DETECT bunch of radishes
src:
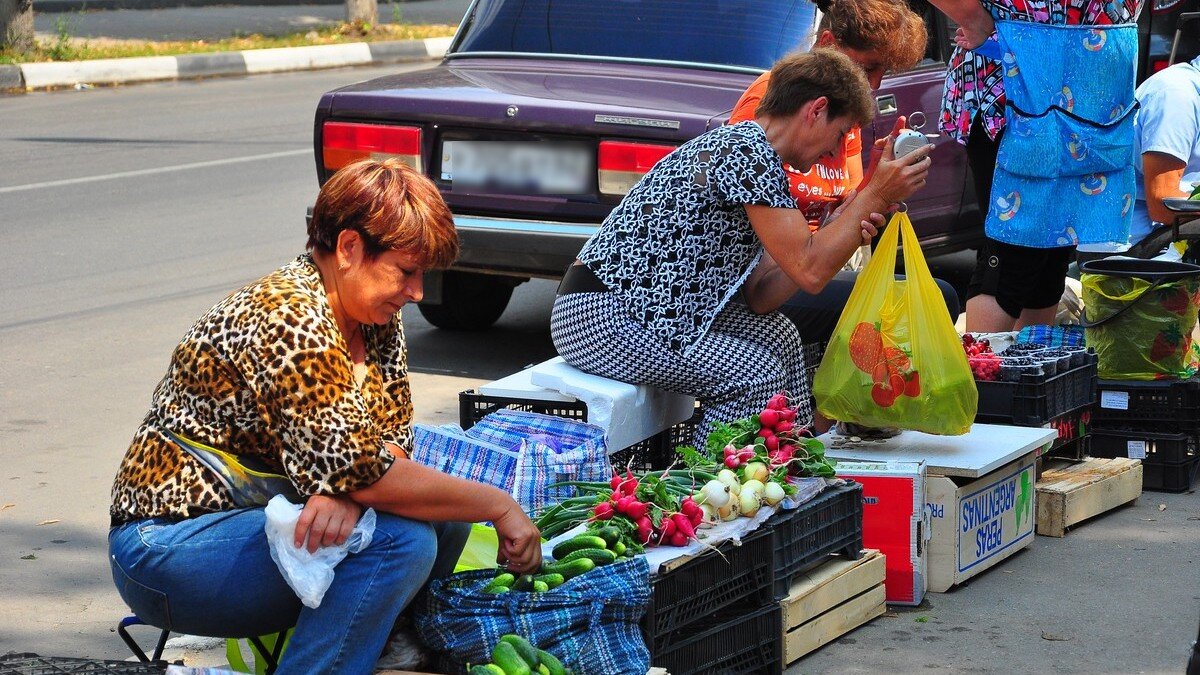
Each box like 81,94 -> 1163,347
588,470 -> 704,547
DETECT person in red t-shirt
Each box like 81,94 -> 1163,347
730,0 -> 927,229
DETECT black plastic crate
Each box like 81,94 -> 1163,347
643,525 -> 776,654
1089,428 -> 1198,465
460,389 -> 588,429
1091,378 -> 1200,432
0,655 -> 168,675
1044,434 -> 1090,461
753,482 -> 863,597
611,405 -> 704,471
649,603 -> 782,675
802,340 -> 827,394
974,352 -> 1098,426
1089,428 -> 1200,492
1142,458 -> 1200,493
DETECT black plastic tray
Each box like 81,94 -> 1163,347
643,526 -> 775,654
975,352 -> 1098,426
649,603 -> 782,675
1142,458 -> 1200,493
0,655 -> 168,675
753,483 -> 863,597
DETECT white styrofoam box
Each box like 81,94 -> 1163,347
527,357 -> 695,454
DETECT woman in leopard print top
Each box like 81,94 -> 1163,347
108,160 -> 541,674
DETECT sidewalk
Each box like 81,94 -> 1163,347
3,0 -> 469,92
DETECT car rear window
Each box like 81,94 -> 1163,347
453,0 -> 821,71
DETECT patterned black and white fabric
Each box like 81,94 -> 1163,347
577,121 -> 796,355
551,292 -> 812,445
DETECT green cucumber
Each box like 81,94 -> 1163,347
588,526 -> 621,547
512,574 -> 536,592
558,547 -> 617,566
543,557 -> 595,580
532,580 -> 549,593
612,541 -> 626,556
538,665 -> 551,675
534,573 -> 565,589
490,572 -> 515,587
499,634 -> 540,669
484,585 -> 511,595
492,641 -> 532,675
536,649 -> 567,675
551,535 -> 609,560
470,666 -> 506,675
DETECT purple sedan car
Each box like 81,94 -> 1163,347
313,0 -> 983,329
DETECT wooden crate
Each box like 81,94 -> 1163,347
782,549 -> 886,665
1036,457 -> 1142,537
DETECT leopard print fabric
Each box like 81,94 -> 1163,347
577,121 -> 795,355
110,254 -> 408,523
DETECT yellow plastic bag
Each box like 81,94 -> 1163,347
453,523 -> 500,573
813,210 -> 976,435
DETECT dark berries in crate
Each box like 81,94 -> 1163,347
999,356 -> 1043,382
1004,342 -> 1046,355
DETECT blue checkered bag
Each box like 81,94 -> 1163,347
1016,324 -> 1086,349
414,557 -> 651,675
466,410 -> 611,514
412,425 -> 520,493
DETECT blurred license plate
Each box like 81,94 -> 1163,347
441,141 -> 591,194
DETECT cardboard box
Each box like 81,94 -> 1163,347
781,549 -> 887,665
926,452 -> 1037,592
833,462 -> 929,605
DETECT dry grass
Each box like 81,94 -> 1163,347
0,21 -> 456,64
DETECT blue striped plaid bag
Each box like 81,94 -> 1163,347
414,558 -> 651,675
412,425 -> 520,495
466,410 -> 611,514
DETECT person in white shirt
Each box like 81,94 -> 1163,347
1130,54 -> 1200,256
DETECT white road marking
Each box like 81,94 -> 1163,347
0,149 -> 311,194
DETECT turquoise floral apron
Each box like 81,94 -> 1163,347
987,20 -> 1139,248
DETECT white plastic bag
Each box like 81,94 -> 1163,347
263,495 -> 376,609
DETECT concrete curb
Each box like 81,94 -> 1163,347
2,36 -> 450,92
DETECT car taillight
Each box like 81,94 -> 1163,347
597,140 -> 676,196
322,122 -> 422,172
1152,58 -> 1171,73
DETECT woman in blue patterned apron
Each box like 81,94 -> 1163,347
551,49 -> 934,439
932,0 -> 1142,331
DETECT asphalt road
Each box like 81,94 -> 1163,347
35,0 -> 472,42
0,65 -> 1195,672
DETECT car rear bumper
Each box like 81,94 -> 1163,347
451,214 -> 598,279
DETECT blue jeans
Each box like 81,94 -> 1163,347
109,508 -> 469,675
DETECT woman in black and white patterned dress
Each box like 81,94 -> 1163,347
551,48 -> 933,438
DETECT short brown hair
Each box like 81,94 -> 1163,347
817,0 -> 928,74
308,159 -> 459,270
756,48 -> 875,127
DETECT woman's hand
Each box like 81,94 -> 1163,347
493,499 -> 543,574
861,133 -> 934,206
826,190 -> 886,244
954,25 -> 991,50
295,494 -> 363,553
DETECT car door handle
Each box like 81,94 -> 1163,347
876,94 -> 897,115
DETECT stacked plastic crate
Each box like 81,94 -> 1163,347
1088,378 -> 1200,492
972,349 -> 1100,460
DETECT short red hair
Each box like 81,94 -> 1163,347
308,159 -> 459,269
